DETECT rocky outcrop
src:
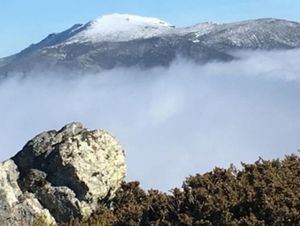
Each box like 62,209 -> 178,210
0,122 -> 126,225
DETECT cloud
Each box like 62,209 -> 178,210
0,49 -> 300,191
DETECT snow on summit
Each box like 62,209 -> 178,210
68,13 -> 174,43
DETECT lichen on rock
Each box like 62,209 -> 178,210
0,122 -> 126,225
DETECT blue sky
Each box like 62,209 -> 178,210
1,0 -> 300,57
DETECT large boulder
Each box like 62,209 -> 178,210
0,122 -> 126,225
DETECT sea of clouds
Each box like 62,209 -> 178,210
1,49 -> 300,191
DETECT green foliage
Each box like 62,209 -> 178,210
61,154 -> 300,226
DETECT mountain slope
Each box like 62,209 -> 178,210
197,18 -> 300,50
1,15 -> 300,76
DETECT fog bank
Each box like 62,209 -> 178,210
1,49 -> 300,190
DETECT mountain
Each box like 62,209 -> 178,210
1,14 -> 300,76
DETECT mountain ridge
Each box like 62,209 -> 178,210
1,14 -> 300,76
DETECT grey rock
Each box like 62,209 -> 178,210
35,185 -> 81,223
0,122 -> 126,225
0,160 -> 55,226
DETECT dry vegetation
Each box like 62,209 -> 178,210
37,154 -> 300,226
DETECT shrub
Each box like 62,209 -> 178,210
60,154 -> 300,226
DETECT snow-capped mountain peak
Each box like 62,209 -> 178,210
2,16 -> 300,76
90,13 -> 172,30
67,13 -> 174,43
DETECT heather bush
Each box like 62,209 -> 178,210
59,154 -> 299,226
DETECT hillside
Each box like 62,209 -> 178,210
1,123 -> 299,226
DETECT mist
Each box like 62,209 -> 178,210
1,49 -> 300,191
